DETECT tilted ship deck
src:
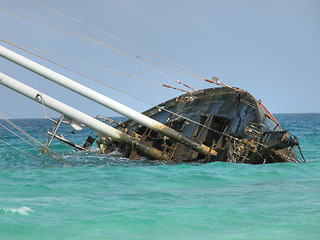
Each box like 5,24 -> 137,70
97,87 -> 303,164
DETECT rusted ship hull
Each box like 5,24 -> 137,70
97,87 -> 303,164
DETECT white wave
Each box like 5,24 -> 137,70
2,206 -> 34,215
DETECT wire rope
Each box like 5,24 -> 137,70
0,39 -> 192,93
0,106 -> 47,135
24,0 -> 240,91
28,0 -> 211,79
0,121 -> 65,166
1,6 -> 198,91
0,137 -> 54,166
0,114 -> 77,166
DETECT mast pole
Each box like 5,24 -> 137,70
0,45 -> 216,157
0,72 -> 167,160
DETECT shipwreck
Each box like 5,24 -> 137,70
97,87 -> 304,164
0,45 -> 305,164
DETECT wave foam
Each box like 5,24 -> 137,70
2,206 -> 34,215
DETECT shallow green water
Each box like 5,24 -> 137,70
0,114 -> 319,240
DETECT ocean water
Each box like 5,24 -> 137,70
0,113 -> 319,240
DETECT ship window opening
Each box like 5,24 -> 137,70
166,119 -> 186,132
137,127 -> 159,140
153,138 -> 164,150
194,115 -> 230,147
147,129 -> 159,139
193,115 -> 208,138
137,126 -> 147,136
205,117 -> 230,146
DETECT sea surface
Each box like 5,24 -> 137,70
0,113 -> 319,240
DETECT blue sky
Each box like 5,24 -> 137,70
1,0 -> 319,118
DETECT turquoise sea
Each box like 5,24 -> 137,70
0,113 -> 319,240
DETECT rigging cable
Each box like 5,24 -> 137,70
0,39 -> 191,93
3,3 -> 238,91
0,137 -> 53,166
11,0 -> 96,42
0,106 -> 47,135
29,0 -> 209,80
27,0 -> 238,91
1,39 -> 175,104
0,120 -> 65,166
0,106 -> 82,152
0,113 -> 77,166
1,6 -> 197,92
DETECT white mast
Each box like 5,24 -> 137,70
0,45 -> 216,157
0,72 -> 167,160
